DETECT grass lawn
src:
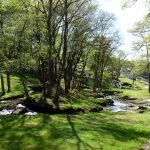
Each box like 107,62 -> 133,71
0,111 -> 150,150
116,77 -> 150,100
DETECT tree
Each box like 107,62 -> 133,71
130,17 -> 150,92
0,0 -> 123,110
91,11 -> 120,91
109,50 -> 127,79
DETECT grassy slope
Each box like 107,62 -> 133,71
0,74 -> 40,99
0,112 -> 150,150
116,77 -> 150,100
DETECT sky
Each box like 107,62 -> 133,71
97,0 -> 149,59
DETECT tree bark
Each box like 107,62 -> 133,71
6,72 -> 11,93
99,68 -> 104,91
63,0 -> 69,94
41,58 -> 47,97
20,76 -> 30,100
146,43 -> 150,93
1,74 -> 5,95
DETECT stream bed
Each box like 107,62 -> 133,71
104,95 -> 150,112
0,95 -> 149,115
105,100 -> 138,112
0,103 -> 37,116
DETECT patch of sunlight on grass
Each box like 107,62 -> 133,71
0,112 -> 150,150
117,77 -> 150,100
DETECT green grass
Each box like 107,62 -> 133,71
0,112 -> 150,150
4,75 -> 24,94
30,93 -> 104,112
0,74 -> 40,100
60,97 -> 103,112
116,77 -> 150,100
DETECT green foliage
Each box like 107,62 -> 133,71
101,72 -> 112,89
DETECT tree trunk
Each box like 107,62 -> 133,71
148,73 -> 150,93
19,58 -> 30,100
99,69 -> 104,92
65,78 -> 71,94
1,74 -> 5,95
47,0 -> 55,96
146,44 -> 150,93
41,58 -> 46,97
148,62 -> 150,93
93,68 -> 98,92
63,0 -> 69,94
20,76 -> 30,100
6,72 -> 11,93
93,53 -> 99,92
53,82 -> 60,110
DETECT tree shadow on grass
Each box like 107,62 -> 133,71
66,115 -> 94,150
0,114 -> 150,150
0,115 -> 50,150
82,114 -> 150,143
0,115 -> 76,150
100,123 -> 150,142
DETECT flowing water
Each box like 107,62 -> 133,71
0,109 -> 14,115
106,100 -> 128,112
106,100 -> 139,112
0,90 -> 37,116
105,96 -> 139,112
0,103 -> 37,116
0,94 -> 147,115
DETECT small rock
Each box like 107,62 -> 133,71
0,109 -> 14,115
25,111 -> 37,115
16,104 -> 26,108
129,105 -> 135,107
122,82 -> 132,87
0,101 -> 8,104
28,90 -> 34,95
90,107 -> 103,112
139,110 -> 145,113
94,93 -> 104,98
106,99 -> 114,106
138,106 -> 147,110
12,107 -> 28,115
122,96 -> 136,100
123,96 -> 130,100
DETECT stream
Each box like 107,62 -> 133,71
0,103 -> 37,116
0,95 -> 149,115
105,100 -> 138,112
104,95 -> 150,112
